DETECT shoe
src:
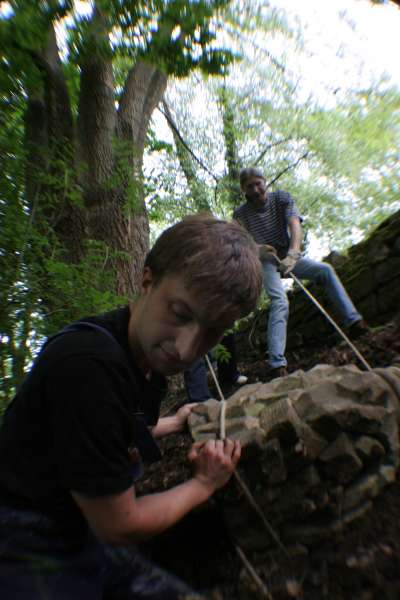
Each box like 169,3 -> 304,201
269,366 -> 288,380
348,319 -> 370,340
235,374 -> 248,385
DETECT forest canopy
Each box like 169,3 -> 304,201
1,0 -> 399,405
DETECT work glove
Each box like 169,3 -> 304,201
279,250 -> 301,276
258,244 -> 277,262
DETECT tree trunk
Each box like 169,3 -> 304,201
26,18 -> 168,304
218,86 -> 243,208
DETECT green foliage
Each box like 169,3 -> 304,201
145,3 -> 400,250
43,240 -> 128,334
213,342 -> 231,364
0,101 -> 125,399
0,0 -> 234,406
60,0 -> 233,77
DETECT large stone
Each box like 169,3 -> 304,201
290,401 -> 328,458
342,472 -> 382,511
295,378 -> 390,440
231,427 -> 266,450
262,438 -> 287,484
354,435 -> 385,462
225,416 -> 260,435
243,403 -> 265,418
190,364 -> 400,551
375,257 -> 400,284
377,277 -> 400,313
282,500 -> 373,546
318,433 -> 363,484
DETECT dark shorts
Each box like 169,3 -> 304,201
0,505 -> 203,599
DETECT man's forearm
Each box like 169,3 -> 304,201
151,415 -> 184,438
288,217 -> 302,253
72,439 -> 240,547
73,478 -> 214,546
127,478 -> 213,541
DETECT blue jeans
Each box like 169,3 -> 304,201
183,334 -> 240,402
184,358 -> 211,402
0,504 -> 201,599
262,257 -> 362,368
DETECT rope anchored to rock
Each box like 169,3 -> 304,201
206,354 -> 289,557
205,354 -> 291,598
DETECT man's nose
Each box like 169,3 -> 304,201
176,324 -> 204,365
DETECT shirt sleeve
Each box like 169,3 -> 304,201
280,191 -> 303,222
45,355 -> 135,497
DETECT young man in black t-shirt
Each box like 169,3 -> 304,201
0,214 -> 262,599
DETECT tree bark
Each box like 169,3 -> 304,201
34,14 -> 169,299
114,61 -> 168,295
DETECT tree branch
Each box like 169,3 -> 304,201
163,100 -> 211,211
158,103 -> 218,182
267,151 -> 309,188
254,136 -> 292,165
136,67 -> 168,169
117,61 -> 167,171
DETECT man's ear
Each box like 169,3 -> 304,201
140,266 -> 154,295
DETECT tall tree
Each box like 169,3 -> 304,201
0,0 -> 231,400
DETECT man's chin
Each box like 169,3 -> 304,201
153,350 -> 190,376
154,364 -> 186,377
251,195 -> 266,206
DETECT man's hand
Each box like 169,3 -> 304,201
279,250 -> 301,276
174,403 -> 197,431
188,439 -> 241,493
258,244 -> 277,262
151,403 -> 198,438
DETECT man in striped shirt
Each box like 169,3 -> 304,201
234,167 -> 368,379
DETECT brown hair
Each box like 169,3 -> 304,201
145,214 -> 262,319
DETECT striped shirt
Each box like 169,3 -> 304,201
233,191 -> 302,257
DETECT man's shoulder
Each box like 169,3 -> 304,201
234,202 -> 257,219
268,190 -> 293,203
47,306 -> 130,358
44,327 -> 119,357
233,202 -> 248,217
36,313 -> 133,383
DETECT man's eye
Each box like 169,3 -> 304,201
171,308 -> 189,323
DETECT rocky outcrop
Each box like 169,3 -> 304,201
188,364 -> 400,550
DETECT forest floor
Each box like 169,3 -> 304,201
136,320 -> 400,600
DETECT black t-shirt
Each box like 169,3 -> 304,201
0,306 -> 167,532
